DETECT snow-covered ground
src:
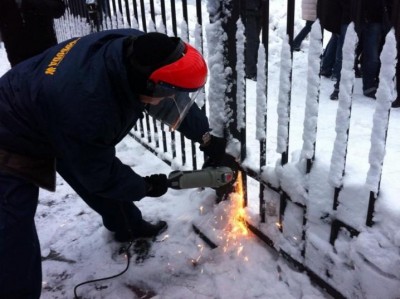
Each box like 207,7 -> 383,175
1,0 -> 399,298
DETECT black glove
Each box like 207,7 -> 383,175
144,174 -> 169,197
199,133 -> 227,162
199,133 -> 241,199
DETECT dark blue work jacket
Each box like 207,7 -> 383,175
0,29 -> 209,201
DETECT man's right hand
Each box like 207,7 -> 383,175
199,133 -> 227,162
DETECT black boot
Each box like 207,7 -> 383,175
114,220 -> 168,242
330,89 -> 339,100
354,66 -> 362,78
392,97 -> 400,108
363,88 -> 377,99
320,69 -> 332,78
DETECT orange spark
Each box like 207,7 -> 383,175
227,171 -> 249,237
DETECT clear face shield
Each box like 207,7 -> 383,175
143,41 -> 207,130
145,82 -> 201,131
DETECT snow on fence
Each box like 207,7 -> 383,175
56,1 -> 400,298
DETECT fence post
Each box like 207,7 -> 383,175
221,0 -> 247,204
221,0 -> 240,142
259,0 -> 270,222
277,0 -> 295,232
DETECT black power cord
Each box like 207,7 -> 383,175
73,240 -> 133,299
74,203 -> 137,299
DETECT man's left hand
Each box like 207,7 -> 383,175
144,174 -> 169,197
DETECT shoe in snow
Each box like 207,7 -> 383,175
320,69 -> 332,78
363,88 -> 376,99
114,220 -> 168,242
392,97 -> 400,108
112,239 -> 153,264
330,89 -> 339,100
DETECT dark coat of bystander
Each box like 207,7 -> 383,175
0,0 -> 65,66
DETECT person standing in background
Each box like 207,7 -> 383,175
317,0 -> 344,99
0,0 -> 65,67
242,0 -> 264,80
351,0 -> 392,99
319,0 -> 351,100
319,34 -> 338,78
66,0 -> 87,18
292,0 -> 318,51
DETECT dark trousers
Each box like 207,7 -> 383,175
0,170 -> 41,299
57,159 -> 143,233
0,160 -> 143,297
245,10 -> 261,78
292,20 -> 315,50
359,22 -> 386,93
321,34 -> 339,75
333,24 -> 349,91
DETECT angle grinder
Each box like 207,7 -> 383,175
168,167 -> 235,189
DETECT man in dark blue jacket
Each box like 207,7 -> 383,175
0,29 -> 229,298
